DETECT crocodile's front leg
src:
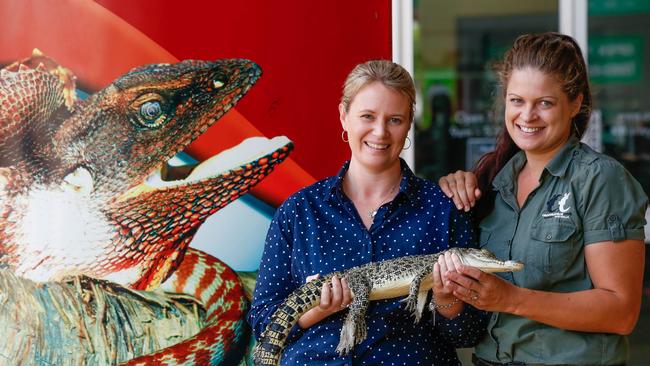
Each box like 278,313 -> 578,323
336,272 -> 371,355
400,266 -> 433,323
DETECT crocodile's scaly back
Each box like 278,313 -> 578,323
253,273 -> 340,365
253,248 -> 523,365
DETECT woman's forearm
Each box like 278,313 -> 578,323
506,240 -> 644,335
508,286 -> 640,335
298,307 -> 332,329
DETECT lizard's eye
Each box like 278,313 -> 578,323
131,94 -> 168,129
140,101 -> 162,121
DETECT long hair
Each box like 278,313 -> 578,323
473,32 -> 592,220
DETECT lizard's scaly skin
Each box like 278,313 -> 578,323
0,52 -> 291,365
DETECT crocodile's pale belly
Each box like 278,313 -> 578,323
369,275 -> 433,300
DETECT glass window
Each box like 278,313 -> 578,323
414,1 -> 557,181
588,1 -> 650,364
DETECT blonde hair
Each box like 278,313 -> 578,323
340,60 -> 415,122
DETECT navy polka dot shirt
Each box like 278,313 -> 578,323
248,160 -> 488,365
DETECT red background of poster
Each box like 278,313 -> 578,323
98,0 -> 391,179
95,0 -> 392,181
0,0 -> 392,203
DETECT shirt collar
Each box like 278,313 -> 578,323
545,136 -> 579,178
324,158 -> 421,202
492,151 -> 526,191
492,136 -> 580,190
324,160 -> 349,200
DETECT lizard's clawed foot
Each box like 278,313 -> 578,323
336,316 -> 367,355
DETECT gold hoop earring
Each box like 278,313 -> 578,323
341,130 -> 349,142
402,136 -> 411,150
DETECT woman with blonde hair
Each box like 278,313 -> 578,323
249,60 -> 487,365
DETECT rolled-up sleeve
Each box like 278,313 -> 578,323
582,160 -> 648,244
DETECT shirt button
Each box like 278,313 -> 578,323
546,234 -> 552,240
608,215 -> 617,222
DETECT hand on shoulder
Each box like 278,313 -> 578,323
438,170 -> 482,211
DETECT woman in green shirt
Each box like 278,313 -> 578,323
438,32 -> 647,365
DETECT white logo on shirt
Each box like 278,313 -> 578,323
542,192 -> 572,219
558,193 -> 571,213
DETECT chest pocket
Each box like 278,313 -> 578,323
530,220 -> 578,274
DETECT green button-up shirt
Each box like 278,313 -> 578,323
475,137 -> 648,365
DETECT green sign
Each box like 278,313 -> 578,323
589,35 -> 643,83
589,0 -> 650,15
421,68 -> 457,129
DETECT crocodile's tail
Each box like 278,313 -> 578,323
252,275 -> 333,366
122,248 -> 249,365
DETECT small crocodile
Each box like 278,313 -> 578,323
252,247 -> 523,366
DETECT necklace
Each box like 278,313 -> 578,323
368,181 -> 400,220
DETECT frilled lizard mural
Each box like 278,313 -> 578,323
0,50 -> 292,364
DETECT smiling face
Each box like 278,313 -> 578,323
339,81 -> 411,173
505,67 -> 583,163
